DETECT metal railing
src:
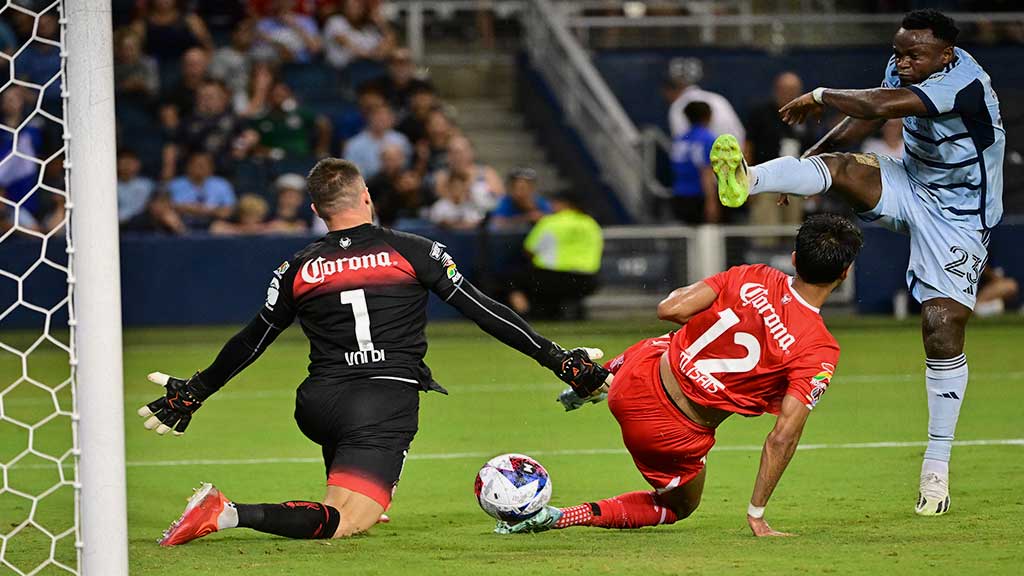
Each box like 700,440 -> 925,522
592,223 -> 855,313
521,0 -> 647,220
565,11 -> 1024,49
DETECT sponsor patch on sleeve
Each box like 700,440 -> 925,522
438,251 -> 463,284
273,261 -> 290,278
806,362 -> 834,408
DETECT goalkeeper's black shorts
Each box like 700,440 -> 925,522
294,378 -> 420,509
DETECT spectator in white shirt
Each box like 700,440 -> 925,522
663,57 -> 745,142
323,0 -> 395,70
428,176 -> 488,230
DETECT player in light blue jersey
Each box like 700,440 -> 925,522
708,9 -> 1004,517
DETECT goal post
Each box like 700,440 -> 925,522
65,0 -> 128,574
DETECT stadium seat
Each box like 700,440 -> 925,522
282,63 -> 341,105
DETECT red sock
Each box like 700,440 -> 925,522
555,491 -> 678,529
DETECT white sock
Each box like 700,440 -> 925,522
749,156 -> 832,197
218,502 -> 239,530
923,354 -> 968,465
921,458 -> 949,478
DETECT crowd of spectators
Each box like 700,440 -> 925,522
1,0 -> 556,239
665,58 -> 907,226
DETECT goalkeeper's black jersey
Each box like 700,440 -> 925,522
197,223 -> 556,393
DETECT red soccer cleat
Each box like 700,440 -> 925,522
159,483 -> 228,546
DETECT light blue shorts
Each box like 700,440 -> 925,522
859,154 -> 989,310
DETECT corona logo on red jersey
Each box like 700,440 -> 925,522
739,282 -> 796,351
300,252 -> 394,284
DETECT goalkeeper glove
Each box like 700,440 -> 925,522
557,387 -> 608,411
137,371 -> 212,436
539,345 -> 612,399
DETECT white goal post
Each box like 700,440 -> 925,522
0,1 -> 126,575
65,0 -> 127,574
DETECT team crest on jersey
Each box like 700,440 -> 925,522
273,261 -> 290,278
339,237 -> 352,249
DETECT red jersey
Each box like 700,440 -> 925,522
667,264 -> 840,415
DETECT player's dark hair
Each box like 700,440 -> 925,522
794,214 -> 863,285
683,101 -> 712,126
902,9 -> 958,45
306,158 -> 364,216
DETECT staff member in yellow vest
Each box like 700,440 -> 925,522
508,190 -> 603,320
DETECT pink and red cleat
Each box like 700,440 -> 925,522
159,482 -> 228,546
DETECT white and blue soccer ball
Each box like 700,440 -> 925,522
474,453 -> 552,522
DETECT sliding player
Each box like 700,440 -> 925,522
710,9 -> 1003,515
139,158 -> 610,545
499,215 -> 862,536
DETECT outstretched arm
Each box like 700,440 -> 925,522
137,309 -> 291,435
657,281 -> 717,325
780,87 -> 927,126
443,279 -> 609,397
747,394 -> 811,536
138,264 -> 298,436
391,232 -> 610,397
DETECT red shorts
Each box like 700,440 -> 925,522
606,337 -> 716,491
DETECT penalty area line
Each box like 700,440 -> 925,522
102,438 -> 1024,469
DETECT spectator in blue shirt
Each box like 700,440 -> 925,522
489,167 -> 552,230
669,101 -> 719,224
0,86 -> 43,213
255,0 -> 322,64
343,103 -> 411,179
116,149 -> 155,224
168,151 -> 236,229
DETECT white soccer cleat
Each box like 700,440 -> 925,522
915,472 -> 950,516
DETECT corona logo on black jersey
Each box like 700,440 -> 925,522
300,252 -> 394,284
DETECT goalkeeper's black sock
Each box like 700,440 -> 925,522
234,501 -> 340,539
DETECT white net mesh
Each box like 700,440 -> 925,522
0,1 -> 79,574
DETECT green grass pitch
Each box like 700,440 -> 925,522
2,316 -> 1023,575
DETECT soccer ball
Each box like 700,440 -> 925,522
474,453 -> 552,522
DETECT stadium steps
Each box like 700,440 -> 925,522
445,96 -> 569,193
424,53 -> 570,193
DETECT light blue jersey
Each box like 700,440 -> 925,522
882,47 -> 1005,230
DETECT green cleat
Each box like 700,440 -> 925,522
710,134 -> 750,208
493,506 -> 562,534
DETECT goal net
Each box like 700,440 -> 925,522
1,1 -> 126,574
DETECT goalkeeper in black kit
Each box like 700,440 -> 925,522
141,159 -> 610,546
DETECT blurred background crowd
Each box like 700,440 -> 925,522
2,0 -> 1021,240
1,0 -> 1022,319
1,0 -> 570,240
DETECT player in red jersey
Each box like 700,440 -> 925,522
497,214 -> 863,537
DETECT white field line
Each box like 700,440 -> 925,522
7,439 -> 1023,470
5,371 -> 1024,406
